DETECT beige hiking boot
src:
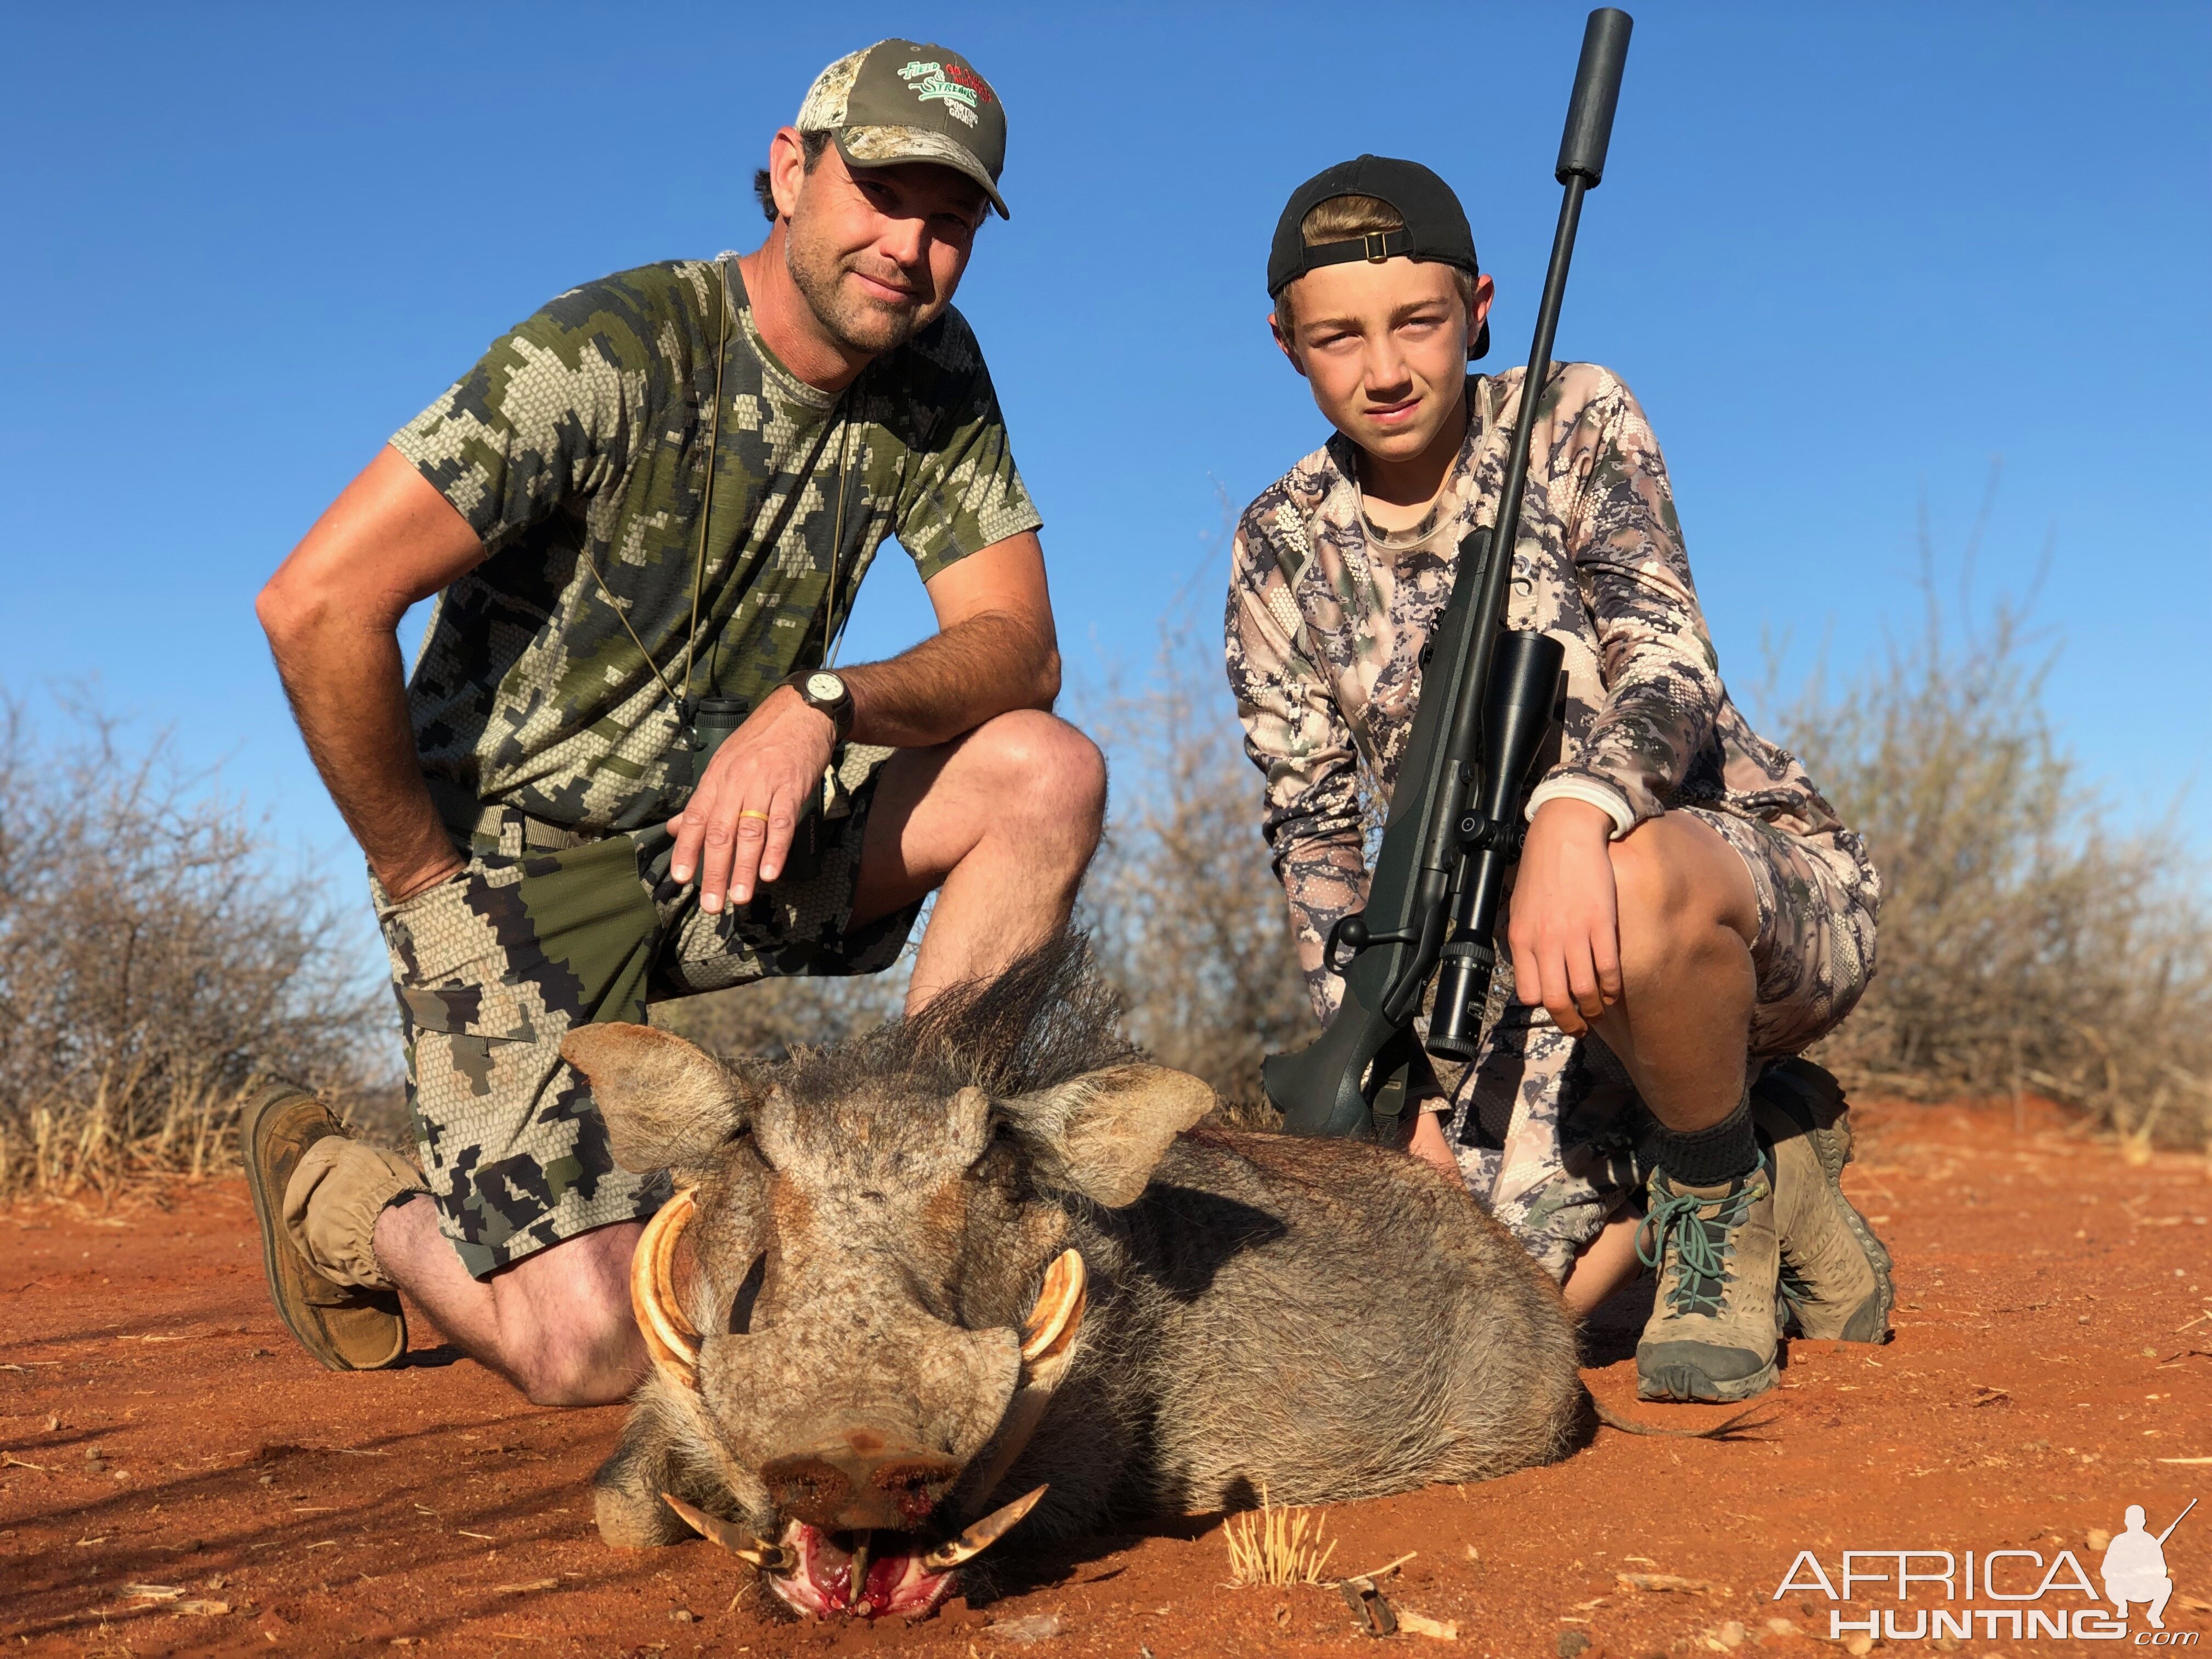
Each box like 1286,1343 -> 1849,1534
1634,1159 -> 1781,1403
1753,1059 -> 1893,1344
241,1082 -> 411,1372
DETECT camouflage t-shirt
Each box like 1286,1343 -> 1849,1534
1225,363 -> 1873,1020
391,258 -> 1040,832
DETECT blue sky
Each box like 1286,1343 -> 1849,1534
5,2 -> 2207,905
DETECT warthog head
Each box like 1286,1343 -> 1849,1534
561,943 -> 1214,1619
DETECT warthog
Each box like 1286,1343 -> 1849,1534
561,938 -> 1582,1620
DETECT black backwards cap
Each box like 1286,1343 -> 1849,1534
1267,154 -> 1488,359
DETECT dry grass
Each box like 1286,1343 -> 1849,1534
1223,1486 -> 1338,1588
0,691 -> 386,1200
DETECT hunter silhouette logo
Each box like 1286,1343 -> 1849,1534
1771,1497 -> 2200,1643
2104,1500 -> 2193,1630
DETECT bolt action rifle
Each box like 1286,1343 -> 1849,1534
1261,8 -> 1633,1140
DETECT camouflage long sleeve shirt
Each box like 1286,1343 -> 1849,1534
1226,363 -> 1866,1022
391,258 -> 1039,834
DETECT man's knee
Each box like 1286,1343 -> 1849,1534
964,710 -> 1107,840
500,1308 -> 637,1406
491,1231 -> 644,1406
507,1350 -> 627,1407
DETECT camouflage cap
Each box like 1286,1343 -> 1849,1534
797,41 -> 1010,219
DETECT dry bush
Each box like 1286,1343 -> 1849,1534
0,692 -> 386,1198
1774,550 -> 2212,1145
1079,602 -> 1314,1105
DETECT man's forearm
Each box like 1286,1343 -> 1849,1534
842,610 -> 1058,749
264,611 -> 458,900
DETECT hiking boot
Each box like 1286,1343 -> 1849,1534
1634,1158 -> 1780,1403
241,1082 -> 408,1372
1754,1060 -> 1893,1344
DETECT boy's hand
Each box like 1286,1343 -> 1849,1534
1506,797 -> 1623,1036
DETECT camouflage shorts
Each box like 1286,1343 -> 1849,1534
373,744 -> 920,1278
1443,810 -> 1878,1280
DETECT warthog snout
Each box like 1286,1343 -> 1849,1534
760,1434 -> 963,1531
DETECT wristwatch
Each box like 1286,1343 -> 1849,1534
785,669 -> 855,742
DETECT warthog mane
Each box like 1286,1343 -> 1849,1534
766,933 -> 1140,1109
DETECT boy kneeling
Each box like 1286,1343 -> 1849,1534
1227,157 -> 1889,1402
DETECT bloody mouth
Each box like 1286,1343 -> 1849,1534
765,1523 -> 958,1620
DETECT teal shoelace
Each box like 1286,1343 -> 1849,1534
1636,1165 -> 1762,1317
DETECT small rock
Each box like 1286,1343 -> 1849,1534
670,1608 -> 695,1623
1842,1635 -> 1873,1657
1764,1618 -> 1797,1637
1558,1633 -> 1592,1658
991,1612 -> 1062,1643
1716,1621 -> 1745,1648
2088,1528 -> 2112,1550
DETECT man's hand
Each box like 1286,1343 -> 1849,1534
385,854 -> 468,906
668,687 -> 837,913
1505,796 -> 1623,1036
668,529 -> 1063,913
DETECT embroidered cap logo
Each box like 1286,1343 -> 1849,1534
897,59 -> 986,128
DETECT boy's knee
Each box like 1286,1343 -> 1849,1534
1609,827 -> 1693,951
1609,821 -> 1741,981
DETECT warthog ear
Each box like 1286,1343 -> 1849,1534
1003,1064 -> 1217,1208
560,1024 -> 755,1172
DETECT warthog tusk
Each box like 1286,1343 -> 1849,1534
848,1529 -> 870,1605
1019,1249 -> 1086,1365
631,1190 -> 702,1391
661,1493 -> 788,1571
920,1485 -> 1048,1571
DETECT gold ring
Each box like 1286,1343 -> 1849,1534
737,809 -> 772,822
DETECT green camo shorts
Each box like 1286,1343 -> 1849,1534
372,743 -> 919,1278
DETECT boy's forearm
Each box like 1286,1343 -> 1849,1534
264,610 -> 458,901
1276,833 -> 1369,1025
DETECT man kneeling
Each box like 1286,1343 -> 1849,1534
1228,157 -> 1890,1402
247,41 -> 1103,1406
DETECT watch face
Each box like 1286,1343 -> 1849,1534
805,672 -> 845,702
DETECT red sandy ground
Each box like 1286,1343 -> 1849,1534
4,1098 -> 2208,1659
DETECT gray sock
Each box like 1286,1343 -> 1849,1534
1652,1093 -> 1758,1188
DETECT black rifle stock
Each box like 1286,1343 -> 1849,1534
1262,8 -> 1632,1139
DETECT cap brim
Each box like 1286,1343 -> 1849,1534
834,127 -> 1009,219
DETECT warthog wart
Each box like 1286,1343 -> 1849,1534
562,937 -> 1583,1620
